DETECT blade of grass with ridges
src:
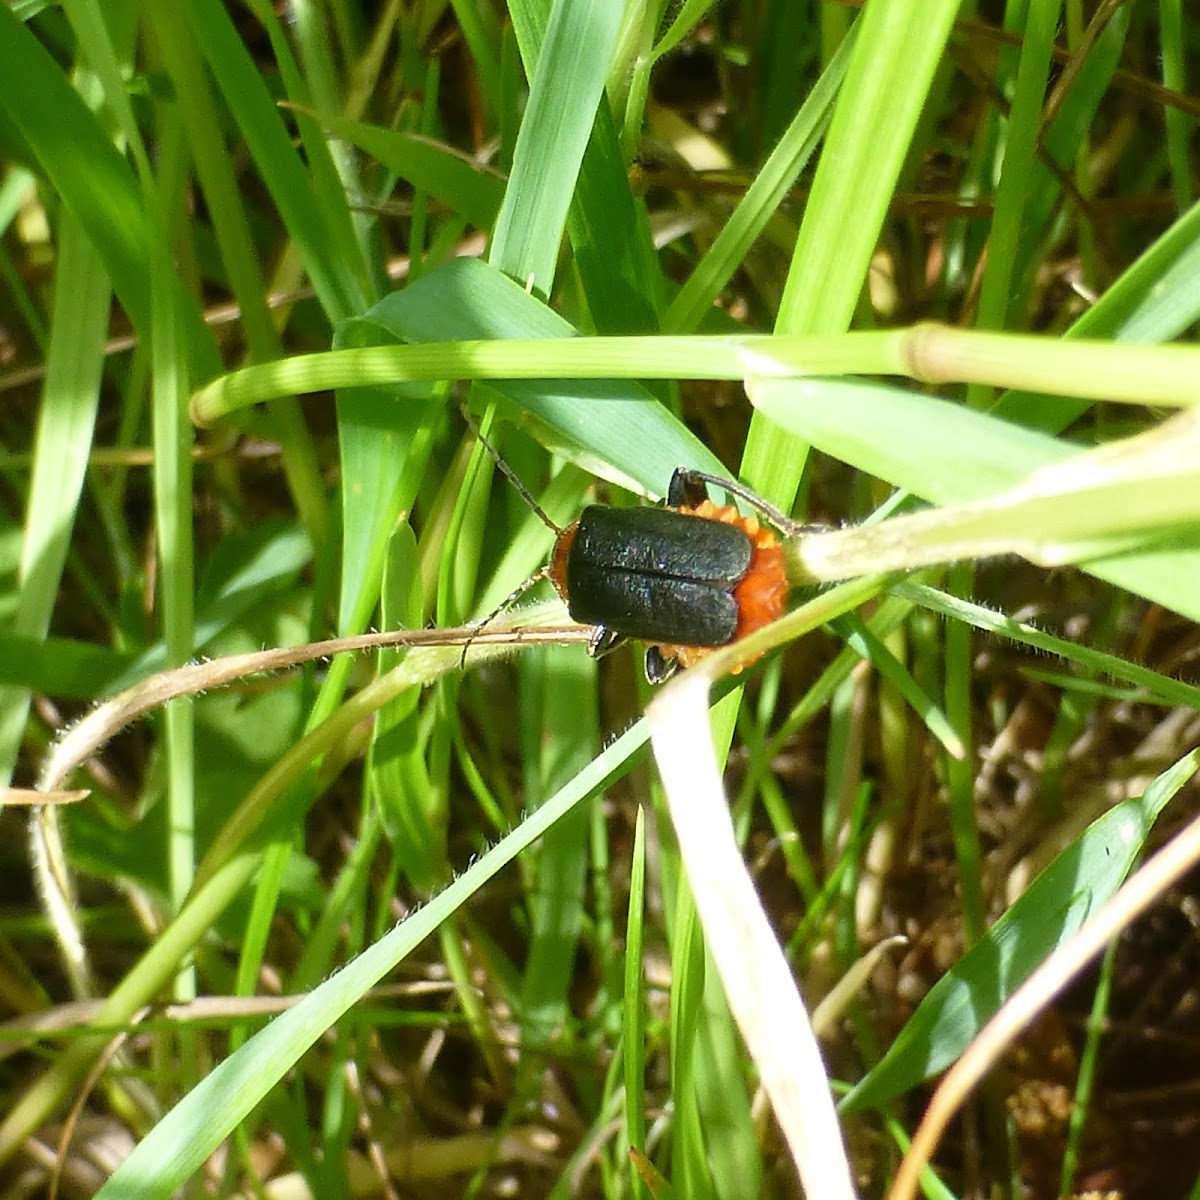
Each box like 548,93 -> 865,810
88,717 -> 654,1200
742,0 -> 963,507
842,750 -> 1199,1111
0,221 -> 108,781
148,0 -> 328,548
0,6 -> 219,380
490,0 -> 625,294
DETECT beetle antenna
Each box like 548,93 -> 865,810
459,565 -> 554,670
673,468 -> 816,538
463,410 -> 564,535
460,411 -> 569,671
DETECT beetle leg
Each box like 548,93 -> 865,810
644,646 -> 679,684
666,467 -> 710,509
587,626 -> 624,659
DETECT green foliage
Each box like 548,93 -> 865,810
2,1 -> 1199,1198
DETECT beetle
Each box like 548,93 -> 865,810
464,421 -> 803,682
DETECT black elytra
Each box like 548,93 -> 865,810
557,503 -> 752,648
548,467 -> 791,682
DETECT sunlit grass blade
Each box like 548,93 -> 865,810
755,379 -> 1200,622
662,21 -> 857,335
186,0 -> 369,319
90,718 -> 652,1200
313,115 -> 506,230
490,0 -> 624,292
0,6 -> 218,377
743,0 -> 962,504
844,749 -> 1198,1113
0,221 -> 109,780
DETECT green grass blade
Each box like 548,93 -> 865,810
490,0 -> 625,290
0,5 -> 218,379
624,805 -> 648,1195
346,259 -> 727,493
91,717 -> 652,1199
842,750 -> 1199,1112
742,0 -> 961,506
662,22 -> 856,335
0,218 -> 108,780
754,378 -> 1200,624
972,0 -> 1064,344
317,116 -> 507,230
184,0 -> 368,319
